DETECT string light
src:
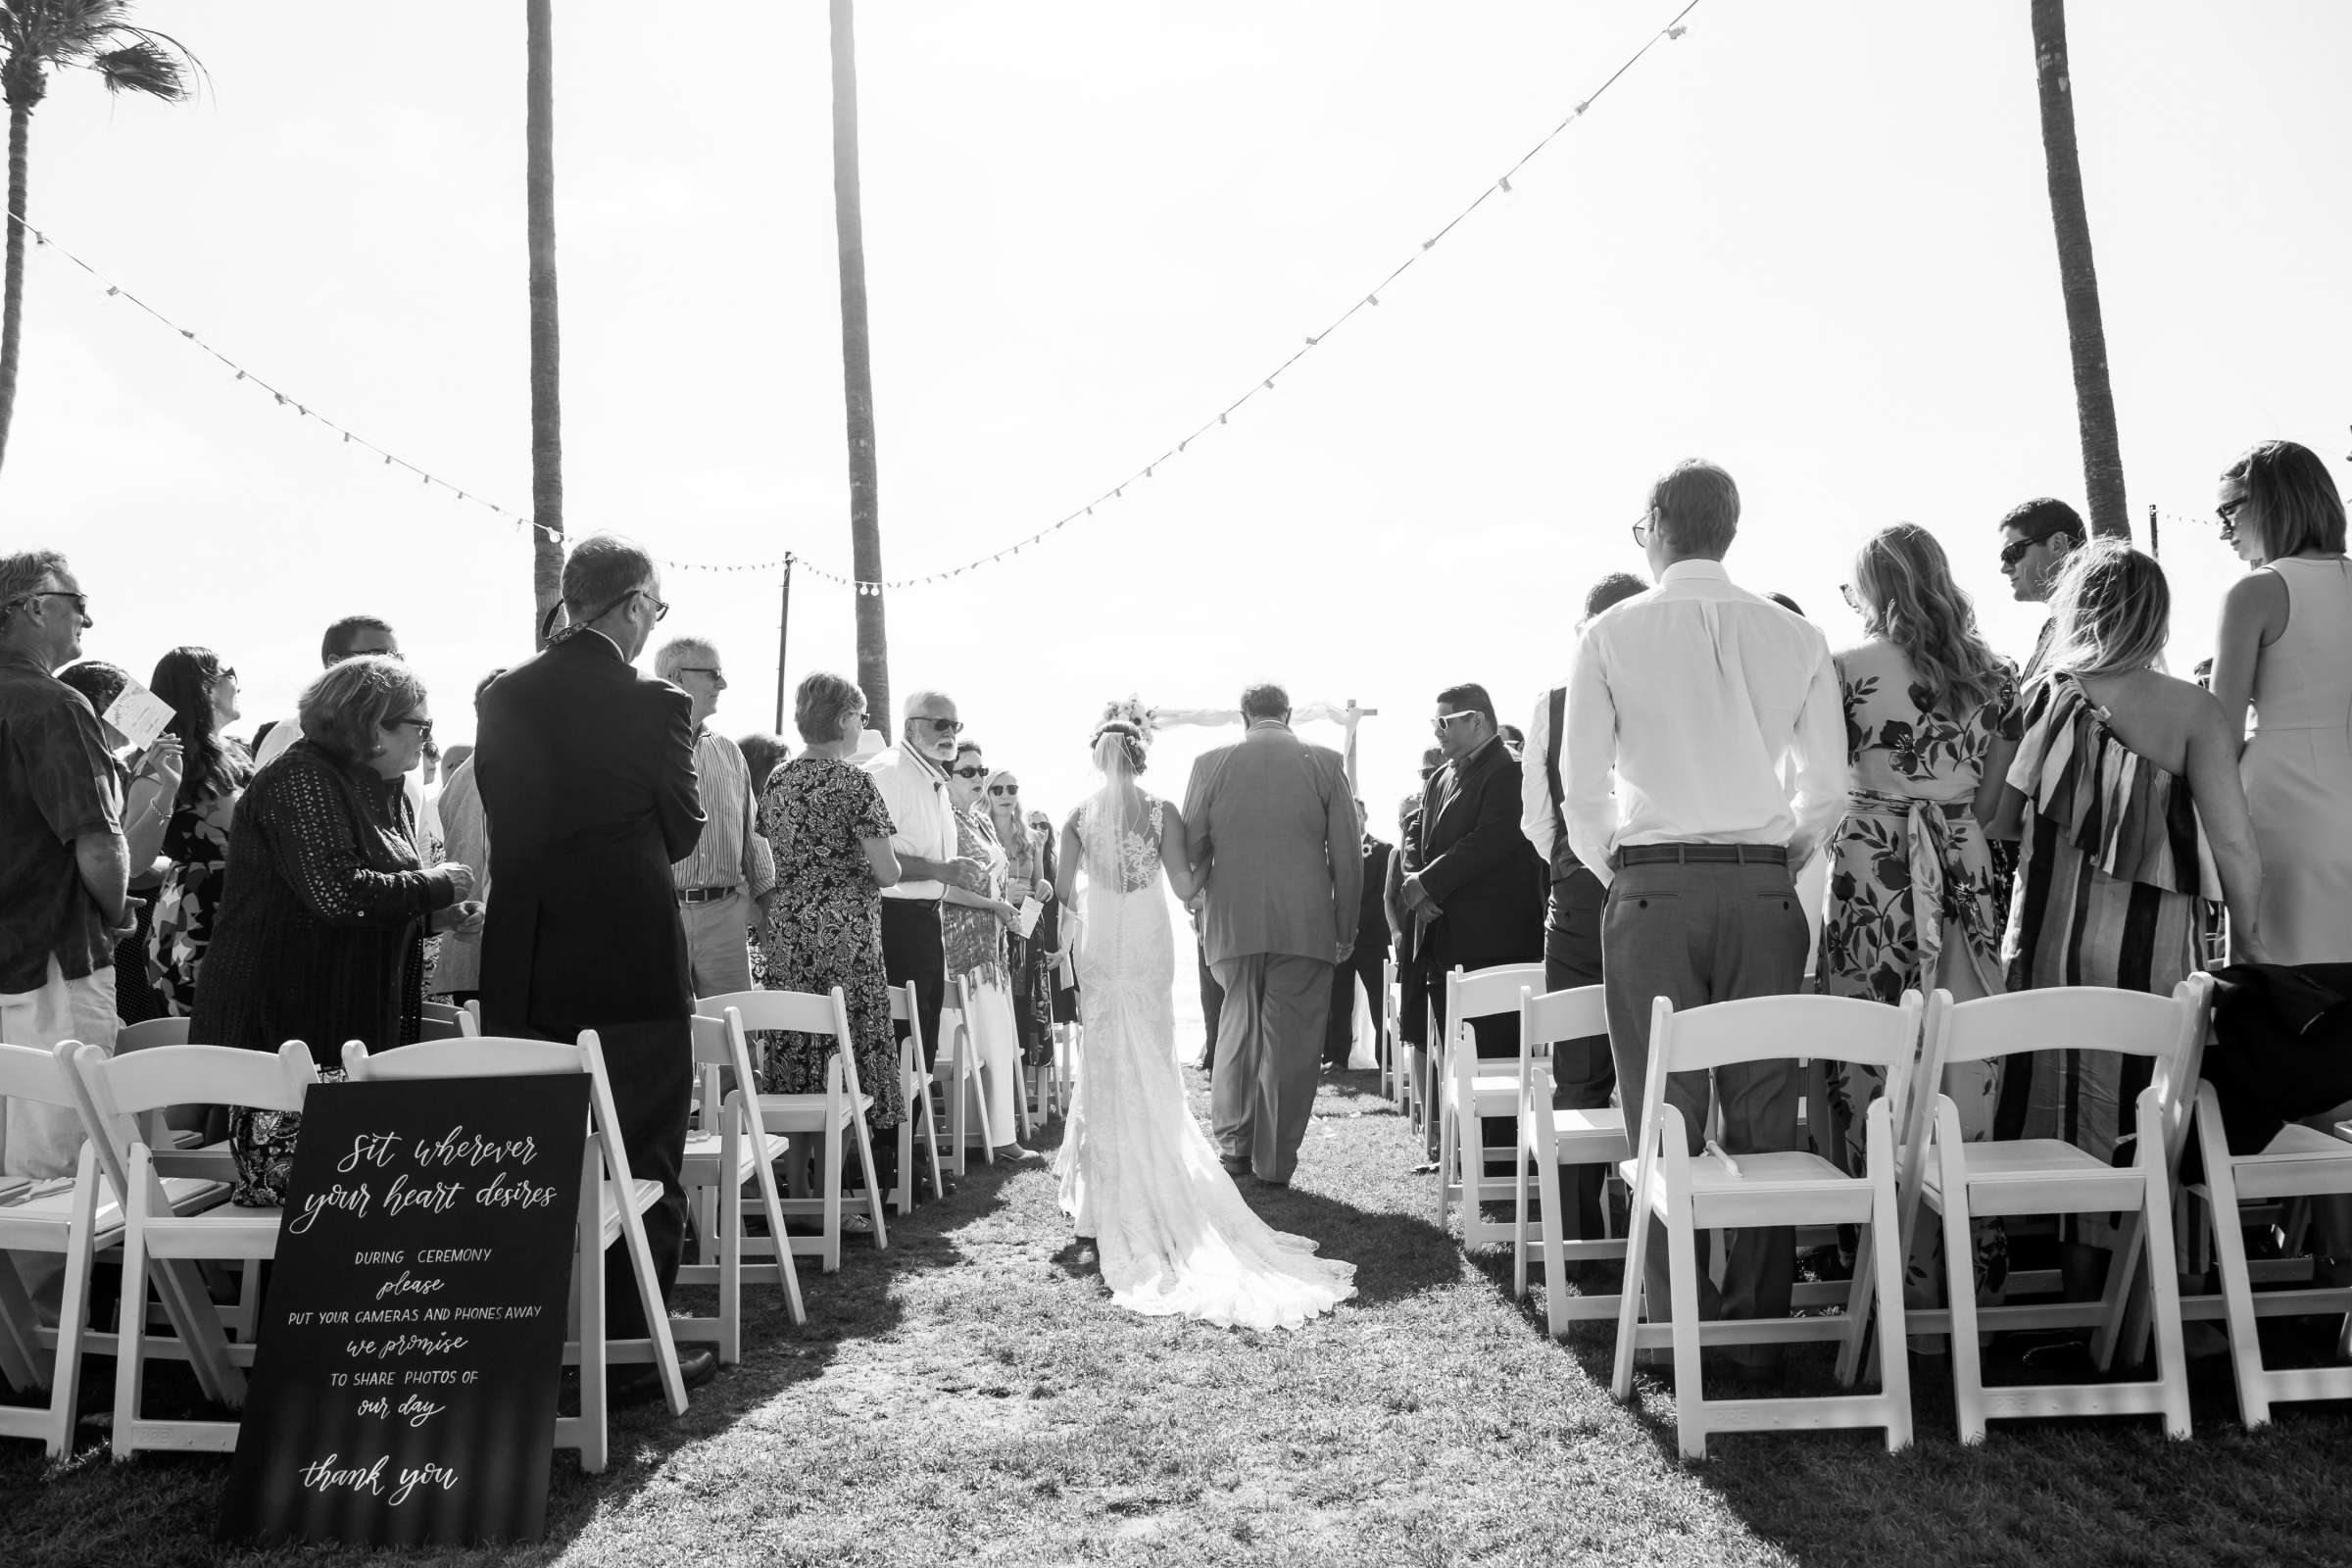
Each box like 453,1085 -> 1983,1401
4,0 -> 1708,589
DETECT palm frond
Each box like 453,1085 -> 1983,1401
90,36 -> 184,99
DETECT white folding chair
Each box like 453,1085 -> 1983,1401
343,1031 -> 686,1474
1511,984 -> 1629,1333
1610,992 -> 1921,1459
417,999 -> 469,1041
930,977 -> 996,1170
1435,963 -> 1547,1249
1907,981 -> 2206,1444
891,985 -> 945,1215
676,1013 -> 806,1362
68,1039 -> 318,1457
2166,1076 -> 2352,1426
701,988 -> 889,1273
1378,957 -> 1405,1107
0,1041 -> 234,1457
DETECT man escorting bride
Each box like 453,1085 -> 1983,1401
1053,696 -> 1355,1330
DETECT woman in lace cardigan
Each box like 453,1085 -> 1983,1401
191,657 -> 478,1202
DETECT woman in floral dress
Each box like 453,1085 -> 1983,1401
1817,524 -> 2020,1302
147,647 -> 252,1016
941,740 -> 1033,1157
757,672 -> 905,1194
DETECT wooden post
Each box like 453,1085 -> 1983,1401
773,555 -> 795,733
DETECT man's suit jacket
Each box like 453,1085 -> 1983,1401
1183,721 -> 1361,967
475,631 -> 706,1035
1415,735 -> 1544,970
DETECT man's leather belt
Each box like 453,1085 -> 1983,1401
1612,843 -> 1788,868
676,885 -> 741,906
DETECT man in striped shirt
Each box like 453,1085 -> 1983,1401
657,638 -> 775,998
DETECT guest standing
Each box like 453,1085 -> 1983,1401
191,658 -> 476,1203
427,668 -> 504,1004
2208,439 -> 2352,966
738,733 -> 788,797
146,647 -> 252,1016
1988,542 -> 2263,1295
253,614 -> 429,835
865,691 -> 987,1074
1325,800 -> 1393,1073
1520,569 -> 1649,1243
0,553 -> 128,1178
943,739 -> 1033,1157
655,637 -> 775,997
57,661 -> 179,1026
1994,498 -> 2087,685
985,768 -> 1058,1077
474,536 -> 714,1398
1390,746 -> 1446,1100
1563,460 -> 1844,1363
758,672 -> 905,1194
1819,524 -> 2019,1298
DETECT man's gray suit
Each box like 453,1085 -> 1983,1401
1183,720 -> 1361,1183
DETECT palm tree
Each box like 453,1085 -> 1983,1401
2030,0 -> 2129,539
0,2 -> 195,476
829,0 -> 889,718
525,0 -> 564,643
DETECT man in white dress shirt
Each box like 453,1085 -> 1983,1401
1562,459 -> 1845,1367
657,637 -> 775,997
865,690 -> 986,1079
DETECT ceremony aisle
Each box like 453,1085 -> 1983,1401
4,1065 -> 2350,1567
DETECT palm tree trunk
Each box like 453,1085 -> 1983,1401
526,0 -> 566,643
2031,0 -> 2129,540
830,0 -> 890,720
0,82 -> 40,477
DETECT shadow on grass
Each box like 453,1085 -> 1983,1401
0,1142 -> 1032,1568
1462,1235 -> 2352,1568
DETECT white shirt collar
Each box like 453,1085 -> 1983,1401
1658,559 -> 1730,584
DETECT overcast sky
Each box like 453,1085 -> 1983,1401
17,0 -> 2348,834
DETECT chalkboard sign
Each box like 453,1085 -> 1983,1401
218,1072 -> 590,1547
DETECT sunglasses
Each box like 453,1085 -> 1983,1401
1431,711 -> 1480,734
2216,496 -> 2250,539
1997,537 -> 2035,569
948,764 -> 987,779
916,716 -> 965,736
388,715 -> 434,740
987,784 -> 1020,796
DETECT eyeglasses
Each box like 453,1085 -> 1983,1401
948,764 -> 987,779
1431,711 -> 1480,735
1997,537 -> 2035,569
2217,496 -> 2250,539
1630,512 -> 1656,548
987,783 -> 1020,796
676,666 -> 722,679
587,587 -> 669,624
916,716 -> 964,736
1839,583 -> 1862,612
388,715 -> 434,740
16,590 -> 88,616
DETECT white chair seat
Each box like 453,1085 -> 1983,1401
755,1092 -> 871,1134
1548,1106 -> 1626,1151
1625,1151 -> 1876,1227
2212,1123 -> 2352,1202
595,1178 -> 664,1249
0,1174 -> 226,1248
141,1204 -> 285,1258
680,1131 -> 766,1188
1921,1138 -> 2147,1216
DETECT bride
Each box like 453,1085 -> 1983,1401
1053,713 -> 1354,1330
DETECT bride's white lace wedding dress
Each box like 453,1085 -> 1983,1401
1054,792 -> 1354,1330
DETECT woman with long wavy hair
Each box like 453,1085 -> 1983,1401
1817,522 -> 2020,1303
146,646 -> 252,1015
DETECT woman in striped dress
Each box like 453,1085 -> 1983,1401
1988,542 -> 2264,1296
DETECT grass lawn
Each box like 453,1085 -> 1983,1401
6,1065 -> 2352,1567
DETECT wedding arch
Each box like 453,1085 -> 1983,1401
1141,701 -> 1378,794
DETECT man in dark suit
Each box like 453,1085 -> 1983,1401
474,535 -> 714,1398
1401,683 -> 1545,1158
1325,799 -> 1393,1072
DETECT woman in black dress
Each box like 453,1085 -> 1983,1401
192,657 -> 477,1203
146,646 -> 251,1017
756,671 -> 903,1192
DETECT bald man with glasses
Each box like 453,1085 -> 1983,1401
866,690 -> 989,1102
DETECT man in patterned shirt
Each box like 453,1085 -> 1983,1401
0,551 -> 127,1178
